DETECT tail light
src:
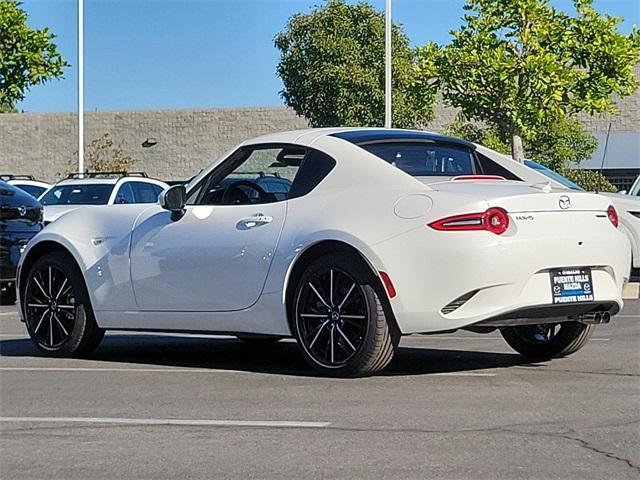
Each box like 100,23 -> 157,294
429,207 -> 510,235
451,175 -> 505,182
607,205 -> 619,228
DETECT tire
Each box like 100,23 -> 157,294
1,285 -> 17,305
22,252 -> 104,357
500,321 -> 595,360
292,253 -> 399,377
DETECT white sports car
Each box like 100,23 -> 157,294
17,129 -> 630,377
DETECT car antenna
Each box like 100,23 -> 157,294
598,122 -> 612,193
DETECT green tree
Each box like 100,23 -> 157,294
0,0 -> 68,112
446,118 -> 615,191
419,0 -> 640,161
275,0 -> 436,128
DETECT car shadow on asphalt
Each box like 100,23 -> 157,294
0,334 -> 540,377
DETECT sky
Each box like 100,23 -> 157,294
16,0 -> 640,113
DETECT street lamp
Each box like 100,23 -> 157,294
385,0 -> 392,128
78,0 -> 84,176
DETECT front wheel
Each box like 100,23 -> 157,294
500,321 -> 595,360
22,253 -> 104,357
292,254 -> 399,377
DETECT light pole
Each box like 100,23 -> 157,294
78,0 -> 84,175
384,0 -> 392,128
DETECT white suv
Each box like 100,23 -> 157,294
39,172 -> 168,224
0,175 -> 51,199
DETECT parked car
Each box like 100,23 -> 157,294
0,175 -> 51,199
621,176 -> 640,197
0,181 -> 43,305
17,129 -> 629,376
39,172 -> 168,224
519,161 -> 639,274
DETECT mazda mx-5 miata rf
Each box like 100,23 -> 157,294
17,129 -> 631,376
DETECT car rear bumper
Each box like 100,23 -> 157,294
370,222 -> 630,334
0,231 -> 36,283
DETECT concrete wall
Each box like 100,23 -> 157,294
1,68 -> 638,182
0,107 -> 309,182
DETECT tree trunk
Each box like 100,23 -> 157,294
511,134 -> 525,163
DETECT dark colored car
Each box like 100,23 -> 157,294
0,181 -> 44,305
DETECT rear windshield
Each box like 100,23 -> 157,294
361,142 -> 474,176
40,184 -> 114,205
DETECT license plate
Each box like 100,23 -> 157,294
549,268 -> 594,304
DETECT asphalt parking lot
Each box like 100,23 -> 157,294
0,301 -> 638,480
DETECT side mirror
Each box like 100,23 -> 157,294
618,190 -> 627,195
158,185 -> 186,221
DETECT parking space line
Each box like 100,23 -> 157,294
0,416 -> 330,429
0,367 -> 276,374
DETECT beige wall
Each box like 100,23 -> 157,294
1,70 -> 638,182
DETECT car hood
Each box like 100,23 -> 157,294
42,205 -> 83,224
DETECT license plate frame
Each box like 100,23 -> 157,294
549,267 -> 594,304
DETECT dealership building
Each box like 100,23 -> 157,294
1,76 -> 638,189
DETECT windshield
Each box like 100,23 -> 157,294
15,184 -> 47,199
361,142 -> 475,177
524,160 -> 583,191
40,184 -> 114,205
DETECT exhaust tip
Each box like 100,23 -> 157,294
602,311 -> 611,323
594,312 -> 602,323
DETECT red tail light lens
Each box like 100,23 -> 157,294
429,207 -> 510,235
607,205 -> 619,228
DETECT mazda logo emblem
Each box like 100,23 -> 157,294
17,205 -> 27,217
558,195 -> 571,209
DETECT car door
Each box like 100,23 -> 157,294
129,145 -> 304,312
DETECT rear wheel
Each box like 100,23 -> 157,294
22,253 -> 104,356
292,254 -> 399,377
500,321 -> 595,360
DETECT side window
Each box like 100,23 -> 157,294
130,182 -> 163,203
115,182 -> 135,204
194,146 -> 304,206
475,152 -> 522,180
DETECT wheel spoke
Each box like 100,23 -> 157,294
57,305 -> 75,310
48,312 -> 54,346
340,314 -> 366,319
300,313 -> 327,318
33,310 -> 48,333
336,325 -> 356,351
53,313 -> 69,336
27,303 -> 48,308
337,283 -> 356,310
308,320 -> 330,349
55,278 -> 68,300
48,266 -> 53,297
330,324 -> 335,364
33,276 -> 49,300
329,269 -> 334,307
309,282 -> 331,309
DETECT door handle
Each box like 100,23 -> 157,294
239,214 -> 273,229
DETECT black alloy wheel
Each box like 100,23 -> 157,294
500,321 -> 596,360
23,253 -> 104,356
24,264 -> 77,350
293,254 -> 399,377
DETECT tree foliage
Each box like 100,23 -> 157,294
0,0 -> 68,112
275,0 -> 436,128
65,134 -> 136,176
419,0 -> 640,161
446,117 -> 615,191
